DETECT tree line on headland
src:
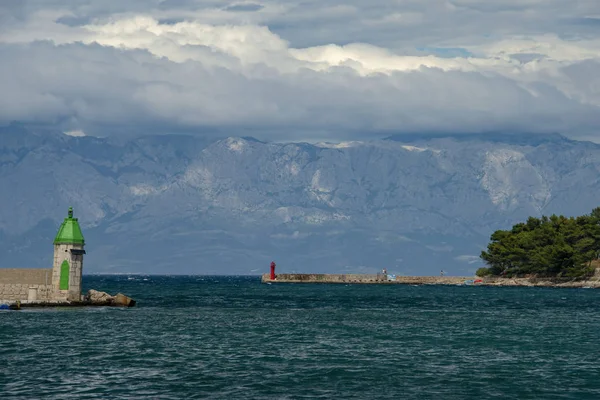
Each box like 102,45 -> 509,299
477,207 -> 600,278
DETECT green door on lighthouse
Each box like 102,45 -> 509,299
59,260 -> 70,290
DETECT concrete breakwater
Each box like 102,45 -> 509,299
261,273 -> 470,285
262,273 -> 600,288
1,289 -> 136,310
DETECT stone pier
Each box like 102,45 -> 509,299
0,269 -> 53,302
262,273 -> 472,285
262,273 -> 600,288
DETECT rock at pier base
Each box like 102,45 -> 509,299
86,289 -> 114,303
83,289 -> 136,307
113,293 -> 136,307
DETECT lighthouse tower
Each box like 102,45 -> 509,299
52,207 -> 86,301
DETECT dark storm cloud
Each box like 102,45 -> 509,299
0,0 -> 599,141
225,4 -> 264,12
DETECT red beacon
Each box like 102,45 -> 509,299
270,261 -> 276,280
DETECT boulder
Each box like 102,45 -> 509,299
113,293 -> 136,307
84,289 -> 136,307
86,289 -> 114,304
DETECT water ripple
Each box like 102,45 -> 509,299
2,277 -> 600,399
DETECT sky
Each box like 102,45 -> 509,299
0,0 -> 599,142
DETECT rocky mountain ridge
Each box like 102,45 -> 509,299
1,127 -> 599,275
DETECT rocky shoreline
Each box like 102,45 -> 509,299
480,276 -> 600,288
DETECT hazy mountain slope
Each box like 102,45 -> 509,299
1,128 -> 599,275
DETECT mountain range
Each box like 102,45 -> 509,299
2,125 -> 599,275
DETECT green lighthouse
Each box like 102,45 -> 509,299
54,207 -> 85,246
51,207 -> 86,301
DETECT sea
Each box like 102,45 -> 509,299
2,275 -> 600,399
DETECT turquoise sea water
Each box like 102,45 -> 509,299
2,276 -> 600,399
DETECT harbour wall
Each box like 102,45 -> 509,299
262,273 -> 470,285
262,273 -> 600,288
0,268 -> 54,302
263,273 -> 384,284
0,284 -> 53,302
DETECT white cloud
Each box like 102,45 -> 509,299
0,1 -> 599,141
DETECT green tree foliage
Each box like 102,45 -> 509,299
478,207 -> 600,277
